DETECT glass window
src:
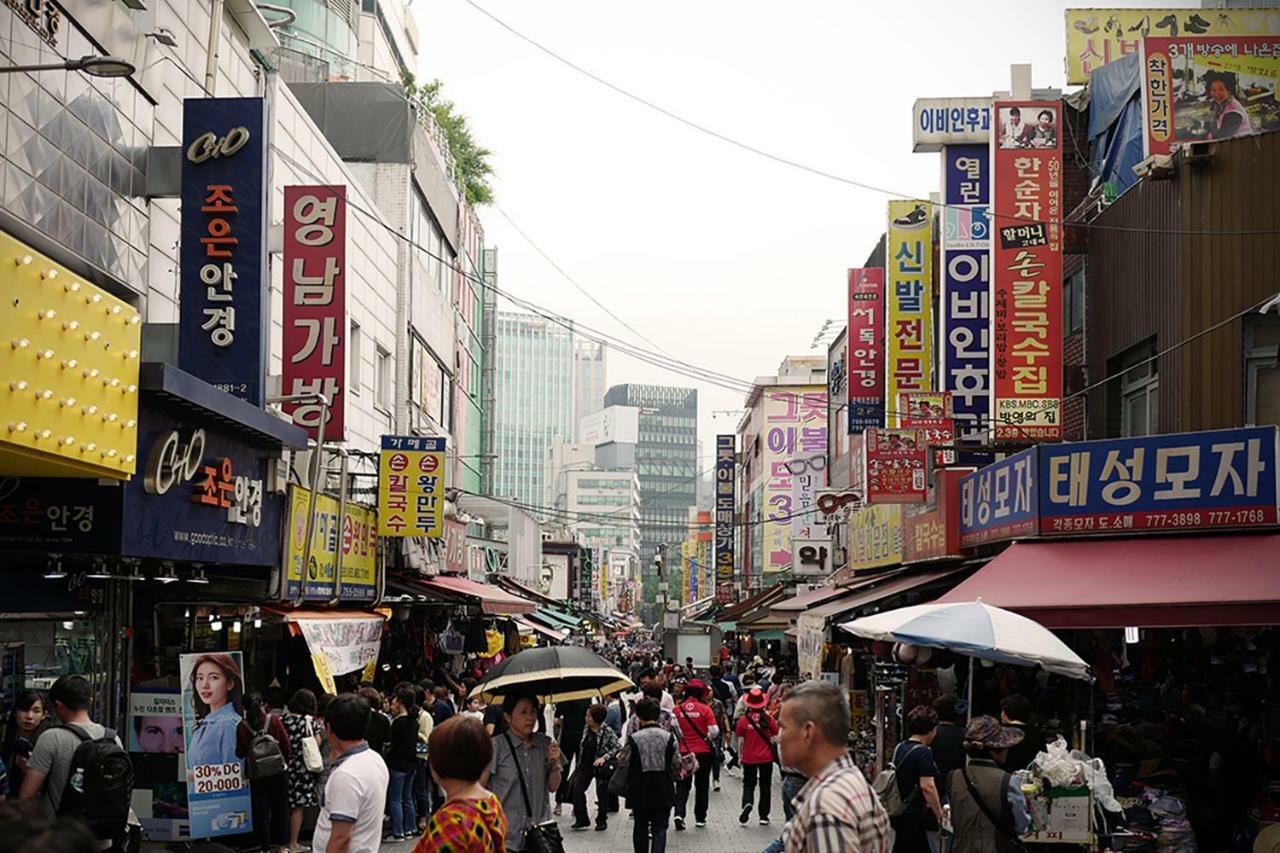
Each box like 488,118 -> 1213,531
1245,315 -> 1280,427
1119,343 -> 1158,437
375,345 -> 392,411
1067,269 -> 1085,334
349,321 -> 362,395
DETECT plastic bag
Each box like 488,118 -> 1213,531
1030,737 -> 1123,813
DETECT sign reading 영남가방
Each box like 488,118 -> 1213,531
847,268 -> 885,433
282,186 -> 347,441
847,503 -> 903,572
1141,36 -> 1280,158
990,101 -> 1063,441
378,435 -> 446,537
886,200 -> 933,426
912,98 -> 993,151
283,486 -> 378,602
179,98 -> 269,406
714,434 -> 735,602
1065,8 -> 1280,84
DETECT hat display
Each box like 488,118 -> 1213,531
744,687 -> 768,709
963,715 -> 1026,749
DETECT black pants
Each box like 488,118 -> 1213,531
674,753 -> 712,822
571,768 -> 607,827
890,811 -> 932,853
632,806 -> 670,853
250,773 -> 289,847
555,739 -> 580,805
742,762 -> 773,819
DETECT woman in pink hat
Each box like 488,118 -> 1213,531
734,687 -> 778,826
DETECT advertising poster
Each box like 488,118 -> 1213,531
179,98 -> 269,405
886,200 -> 934,427
296,615 -> 385,694
378,435 -> 446,537
796,612 -> 826,679
941,145 -> 991,444
714,435 -> 736,602
863,428 -> 928,505
847,268 -> 886,432
283,486 -> 379,601
763,390 -> 827,572
1065,8 -> 1280,84
1142,36 -> 1280,157
180,652 -> 251,838
899,391 -> 957,466
902,469 -> 969,564
847,503 -> 903,572
991,101 -> 1063,441
131,691 -> 184,754
282,185 -> 347,440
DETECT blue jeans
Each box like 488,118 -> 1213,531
781,772 -> 805,821
388,769 -> 416,837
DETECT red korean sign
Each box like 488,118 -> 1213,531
863,428 -> 927,505
991,102 -> 1062,441
902,468 -> 968,564
282,185 -> 347,440
899,392 -> 956,466
847,268 -> 885,432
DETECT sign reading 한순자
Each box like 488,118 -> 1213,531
377,435 -> 446,538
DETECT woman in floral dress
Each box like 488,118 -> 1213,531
282,688 -> 321,852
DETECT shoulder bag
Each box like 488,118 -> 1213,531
672,707 -> 704,779
745,712 -> 779,764
301,715 -> 324,774
501,733 -> 565,853
960,765 -> 1026,851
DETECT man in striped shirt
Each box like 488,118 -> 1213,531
779,681 -> 889,853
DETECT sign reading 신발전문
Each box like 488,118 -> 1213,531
378,435 -> 446,537
886,201 -> 934,426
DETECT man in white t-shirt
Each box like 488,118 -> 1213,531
312,693 -> 389,853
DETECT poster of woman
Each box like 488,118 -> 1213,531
180,652 -> 253,838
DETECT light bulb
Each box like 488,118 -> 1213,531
211,620 -> 223,632
232,620 -> 242,634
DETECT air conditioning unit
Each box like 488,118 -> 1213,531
1184,141 -> 1214,166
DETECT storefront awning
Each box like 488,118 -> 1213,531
814,565 -> 971,627
530,608 -> 580,630
718,583 -> 787,623
415,575 -> 537,615
516,617 -> 568,642
937,535 -> 1280,629
140,362 -> 308,449
753,630 -> 785,641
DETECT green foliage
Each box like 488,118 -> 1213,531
402,72 -> 495,206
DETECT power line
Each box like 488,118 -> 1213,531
459,0 -> 1280,237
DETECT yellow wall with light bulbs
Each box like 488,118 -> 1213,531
0,230 -> 142,479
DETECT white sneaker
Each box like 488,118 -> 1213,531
695,820 -> 707,828
759,818 -> 771,826
713,783 -> 722,791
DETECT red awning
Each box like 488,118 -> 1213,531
820,565 -> 970,624
937,535 -> 1280,628
417,575 -> 537,615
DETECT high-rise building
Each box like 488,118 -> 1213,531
573,339 -> 607,442
494,312 -> 576,504
603,384 -> 698,620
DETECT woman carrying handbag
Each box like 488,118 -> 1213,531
734,687 -> 779,826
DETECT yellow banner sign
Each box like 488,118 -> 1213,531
284,486 -> 379,601
847,503 -> 903,572
378,435 -> 445,537
886,200 -> 933,427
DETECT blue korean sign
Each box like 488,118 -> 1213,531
943,144 -> 989,206
941,249 -> 989,443
179,98 -> 269,406
958,447 -> 1039,548
1039,427 -> 1280,535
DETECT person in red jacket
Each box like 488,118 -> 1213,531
735,687 -> 778,826
672,679 -> 720,831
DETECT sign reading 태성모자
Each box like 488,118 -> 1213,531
179,98 -> 269,406
1141,36 -> 1280,158
863,428 -> 927,505
847,503 -> 903,572
283,486 -> 378,602
886,200 -> 934,426
959,446 -> 1040,548
282,186 -> 347,440
1065,8 -> 1280,84
991,101 -> 1063,441
181,651 -> 252,838
714,435 -> 735,603
378,436 -> 446,537
912,98 -> 993,151
847,268 -> 885,432
941,145 -> 991,444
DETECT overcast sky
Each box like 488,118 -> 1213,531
416,0 -> 1178,462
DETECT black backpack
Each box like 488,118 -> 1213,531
56,724 -> 134,841
245,715 -> 287,780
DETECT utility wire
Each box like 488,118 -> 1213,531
459,0 -> 1280,237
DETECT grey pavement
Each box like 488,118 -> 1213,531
378,762 -> 784,852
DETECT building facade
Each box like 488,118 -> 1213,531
573,338 -> 606,442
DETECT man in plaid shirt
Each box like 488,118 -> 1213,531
778,681 -> 889,853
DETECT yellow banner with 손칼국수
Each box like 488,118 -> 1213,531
284,486 -> 378,600
377,435 -> 446,537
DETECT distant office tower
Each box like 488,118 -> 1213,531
574,339 -> 607,443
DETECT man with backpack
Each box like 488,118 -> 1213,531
19,675 -> 134,851
879,706 -> 946,853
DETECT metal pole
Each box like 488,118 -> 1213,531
300,409 -> 327,607
967,656 -> 974,722
204,0 -> 224,95
328,450 -> 350,606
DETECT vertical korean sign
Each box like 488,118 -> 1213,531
847,268 -> 885,432
181,651 -> 252,837
179,98 -> 268,405
886,201 -> 934,426
714,434 -> 736,603
378,436 -> 446,537
282,186 -> 347,439
941,144 -> 991,443
991,102 -> 1063,441
763,390 -> 827,573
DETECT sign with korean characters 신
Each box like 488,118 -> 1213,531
912,98 -> 993,151
1039,427 -> 1279,535
959,447 -> 1040,548
847,503 -> 903,572
283,486 -> 378,602
991,102 -> 1062,441
1065,8 -> 1280,84
378,435 -> 446,538
282,186 -> 347,440
179,98 -> 269,405
847,268 -> 885,432
863,428 -> 927,505
1141,36 -> 1280,158
763,390 -> 827,573
899,392 -> 956,467
714,435 -> 736,601
886,200 -> 933,426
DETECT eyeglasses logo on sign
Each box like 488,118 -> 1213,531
7,0 -> 60,47
186,128 -> 252,165
142,430 -> 263,527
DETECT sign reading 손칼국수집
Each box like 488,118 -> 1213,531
378,435 -> 446,538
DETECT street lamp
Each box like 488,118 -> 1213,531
0,55 -> 136,77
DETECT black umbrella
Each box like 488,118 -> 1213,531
471,646 -> 633,703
